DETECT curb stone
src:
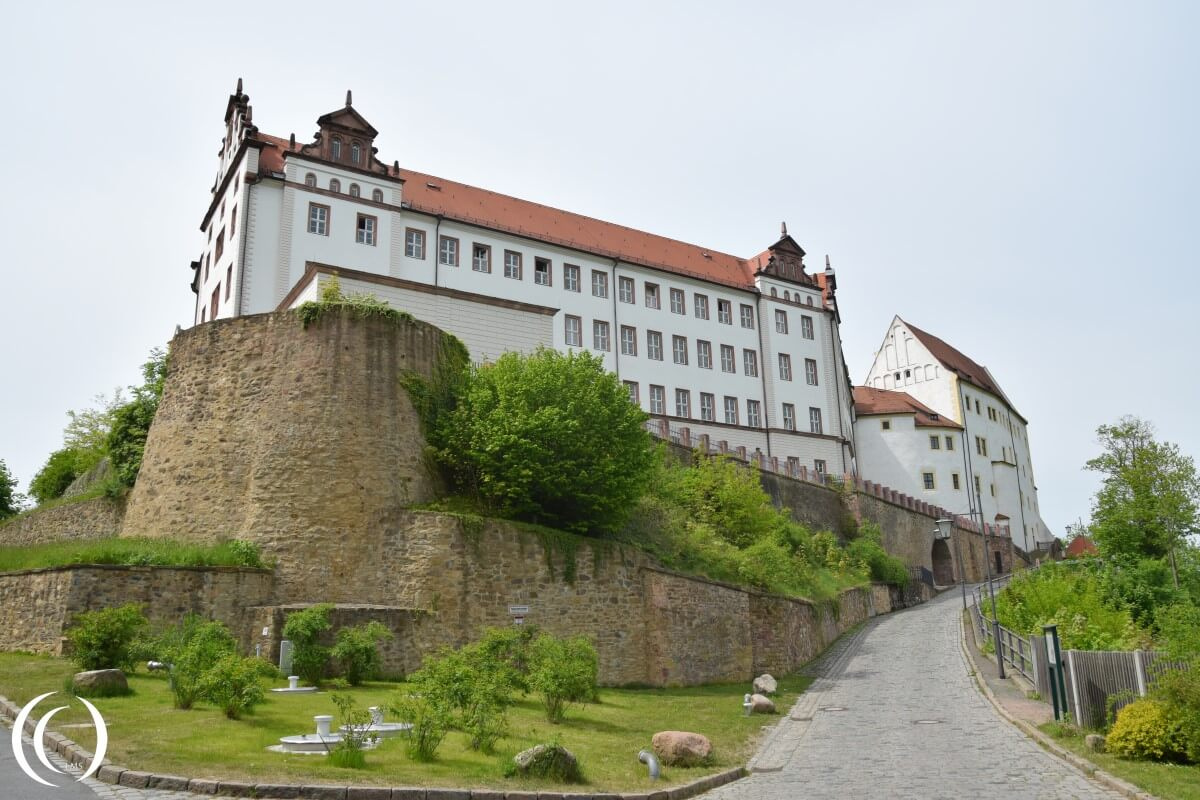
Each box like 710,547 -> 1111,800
957,612 -> 1160,800
0,693 -> 747,800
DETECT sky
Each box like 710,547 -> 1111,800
1,1 -> 1196,537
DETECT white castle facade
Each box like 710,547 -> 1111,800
187,83 -> 1053,552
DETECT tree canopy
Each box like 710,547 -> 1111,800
0,459 -> 22,520
1085,416 -> 1199,561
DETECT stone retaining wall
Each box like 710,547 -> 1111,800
0,495 -> 125,546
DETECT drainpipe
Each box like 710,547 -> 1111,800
611,259 -> 621,377
433,215 -> 443,289
755,294 -> 772,458
1005,416 -> 1031,552
828,313 -> 849,475
234,174 -> 253,317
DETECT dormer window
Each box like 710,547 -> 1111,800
372,188 -> 384,202
351,142 -> 361,163
329,179 -> 341,193
304,173 -> 317,187
349,183 -> 360,198
331,137 -> 342,159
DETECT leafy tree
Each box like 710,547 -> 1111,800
63,391 -> 123,473
434,348 -> 655,534
527,633 -> 598,723
331,621 -> 393,686
198,654 -> 271,719
107,348 -> 169,489
150,614 -> 238,709
65,603 -> 149,671
1086,417 -> 1199,574
282,603 -> 333,684
29,448 -> 83,504
0,459 -> 22,520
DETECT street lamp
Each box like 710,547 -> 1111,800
934,518 -> 967,611
938,515 -> 1005,678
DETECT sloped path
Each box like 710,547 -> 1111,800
704,591 -> 1125,800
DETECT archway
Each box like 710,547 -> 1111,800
931,539 -> 954,585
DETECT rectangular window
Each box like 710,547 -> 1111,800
805,358 -> 819,386
405,228 -> 424,258
358,214 -> 378,246
620,325 -> 637,356
672,335 -> 688,365
439,236 -> 459,266
930,435 -> 941,450
775,309 -> 788,334
882,419 -> 891,430
814,459 -> 827,475
945,436 -> 955,451
976,436 -> 988,457
923,472 -> 936,490
717,299 -> 732,324
720,344 -> 735,373
809,407 -> 823,434
743,349 -> 758,377
952,473 -> 961,490
694,294 -> 709,319
740,304 -> 755,329
624,380 -> 639,405
670,288 -> 685,314
747,400 -> 761,428
593,320 -> 610,351
645,283 -> 660,309
675,389 -> 691,418
619,275 -> 634,303
211,285 -> 220,318
696,340 -> 712,369
230,206 -> 237,236
990,483 -> 996,497
215,228 -> 225,261
472,243 -> 491,273
534,257 -> 551,285
974,475 -> 982,496
564,263 -> 580,292
649,385 -> 665,415
700,392 -> 715,422
225,266 -> 232,300
564,315 -> 582,347
782,403 -> 796,431
504,250 -> 522,279
647,330 -> 663,361
307,203 -> 329,236
592,270 -> 608,298
723,396 -> 738,425
779,353 -> 792,381
787,456 -> 800,475
801,315 -> 815,340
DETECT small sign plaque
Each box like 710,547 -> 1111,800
508,605 -> 530,615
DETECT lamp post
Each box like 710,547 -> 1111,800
938,514 -> 1005,678
934,518 -> 967,611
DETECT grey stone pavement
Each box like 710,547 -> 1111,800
703,590 -> 1126,800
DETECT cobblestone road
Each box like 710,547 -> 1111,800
704,591 -> 1125,800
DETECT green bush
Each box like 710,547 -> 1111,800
283,604 -> 333,685
993,564 -> 1144,650
152,615 -> 237,709
1152,665 -> 1200,764
389,693 -> 451,761
331,621 -> 393,686
328,692 -> 375,768
107,348 -> 168,489
473,626 -> 537,694
29,448 -> 83,504
198,654 -> 271,719
846,522 -> 909,587
409,642 -> 513,752
1106,699 -> 1188,762
528,634 -> 598,723
432,348 -> 656,535
65,603 -> 148,671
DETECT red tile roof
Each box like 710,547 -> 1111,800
852,386 -> 963,429
252,133 -> 815,292
1065,535 -> 1098,558
902,320 -> 1019,416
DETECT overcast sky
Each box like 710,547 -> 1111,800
1,1 -> 1196,536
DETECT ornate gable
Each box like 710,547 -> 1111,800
299,91 -> 389,175
755,223 -> 813,286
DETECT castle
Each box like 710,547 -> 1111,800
188,80 -> 1052,554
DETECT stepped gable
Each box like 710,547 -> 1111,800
852,385 -> 962,429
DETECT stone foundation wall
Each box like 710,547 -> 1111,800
0,496 -> 125,546
0,565 -> 273,657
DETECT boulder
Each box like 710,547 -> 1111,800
72,669 -> 128,696
1085,734 -> 1106,753
512,743 -> 583,783
749,693 -> 776,714
752,674 -> 778,695
652,731 -> 712,766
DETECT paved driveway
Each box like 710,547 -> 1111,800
704,591 -> 1124,800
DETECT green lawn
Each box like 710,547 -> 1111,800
0,653 -> 808,791
0,537 -> 264,571
1040,723 -> 1200,800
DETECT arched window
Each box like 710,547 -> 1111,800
304,173 -> 316,187
770,287 -> 777,297
349,183 -> 360,198
806,296 -> 814,306
784,290 -> 791,301
372,188 -> 384,202
351,142 -> 361,163
331,137 -> 342,159
329,179 -> 341,193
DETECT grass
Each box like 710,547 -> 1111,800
0,652 -> 809,791
0,537 -> 265,572
1040,722 -> 1200,800
2,485 -> 112,521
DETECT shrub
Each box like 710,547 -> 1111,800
846,522 -> 909,587
1152,665 -> 1200,763
283,604 -> 333,685
1106,699 -> 1188,762
993,564 -> 1144,650
433,348 -> 656,534
198,654 -> 271,719
153,615 -> 237,709
65,603 -> 148,671
328,692 -> 376,768
410,642 -> 514,752
528,634 -> 598,723
29,448 -> 83,504
473,626 -> 537,694
331,621 -> 393,686
389,693 -> 450,761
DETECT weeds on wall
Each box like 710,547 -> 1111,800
296,274 -> 416,329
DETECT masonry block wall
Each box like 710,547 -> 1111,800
0,496 -> 124,546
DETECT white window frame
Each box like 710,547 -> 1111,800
775,309 -> 788,333
564,264 -> 581,292
649,385 -> 665,415
357,214 -> 377,246
809,407 -> 823,434
645,283 -> 660,309
620,325 -> 637,356
307,203 -> 329,236
670,288 -> 685,314
782,403 -> 796,431
675,388 -> 691,418
504,250 -> 522,280
743,349 -> 758,378
534,257 -> 552,285
801,315 -> 815,340
564,315 -> 582,347
723,396 -> 738,425
740,304 -> 755,329
618,275 -> 634,303
779,353 -> 792,381
472,243 -> 491,273
747,399 -> 761,428
439,236 -> 459,266
593,320 -> 610,351
697,340 -> 712,369
592,270 -> 609,298
805,358 -> 819,386
672,335 -> 688,365
720,344 -> 735,373
647,330 -> 663,361
717,299 -> 732,325
694,294 -> 709,319
700,392 -> 715,422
